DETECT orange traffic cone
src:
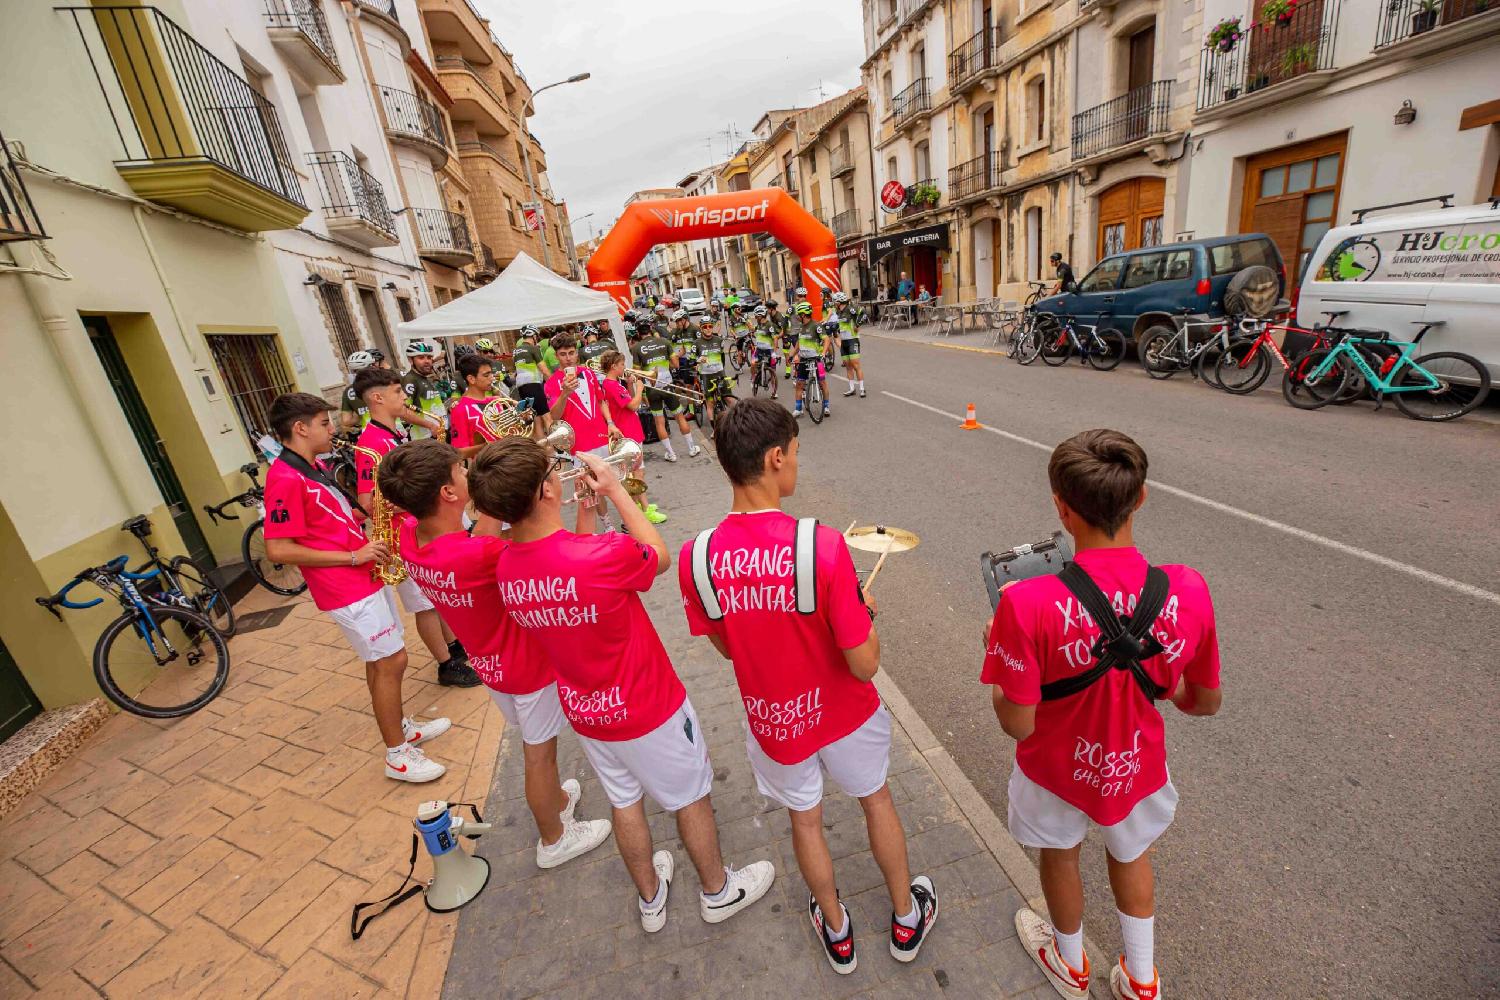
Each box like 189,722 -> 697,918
960,403 -> 981,430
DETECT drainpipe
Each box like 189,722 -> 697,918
5,241 -> 160,514
133,205 -> 200,365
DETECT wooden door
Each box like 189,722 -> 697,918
1239,132 -> 1346,290
1096,177 -> 1165,260
1128,27 -> 1155,92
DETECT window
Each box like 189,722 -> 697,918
1102,223 -> 1126,257
914,141 -> 930,181
1025,206 -> 1042,281
886,156 -> 898,184
358,287 -> 398,360
505,197 -> 518,228
396,296 -> 415,322
1078,257 -> 1126,293
882,71 -> 894,113
205,334 -> 295,449
318,282 -> 362,360
1025,77 -> 1046,145
1120,248 -> 1193,289
911,45 -> 926,81
1210,238 -> 1279,275
1140,216 -> 1164,248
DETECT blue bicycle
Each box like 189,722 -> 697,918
38,556 -> 230,718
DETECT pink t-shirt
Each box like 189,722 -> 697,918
495,529 -> 684,741
261,456 -> 380,612
397,522 -> 553,694
679,512 -> 877,765
603,378 -> 643,443
544,366 -> 609,452
447,395 -> 497,452
354,420 -> 405,495
981,546 -> 1221,826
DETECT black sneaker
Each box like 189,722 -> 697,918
437,657 -> 482,687
889,875 -> 938,963
446,639 -> 467,663
809,893 -> 856,975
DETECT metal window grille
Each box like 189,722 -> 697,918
318,283 -> 362,360
378,86 -> 447,148
892,78 -> 932,124
949,153 -> 1000,201
948,27 -> 999,88
410,207 -> 473,255
1377,0 -> 1487,47
205,333 -> 295,447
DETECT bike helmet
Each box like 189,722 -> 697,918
453,344 -> 474,358
832,291 -> 849,304
581,323 -> 598,337
671,308 -> 688,321
753,305 -> 768,316
794,286 -> 808,298
765,299 -> 780,309
520,325 -> 539,339
346,350 -> 376,371
698,315 -> 716,328
653,304 -> 668,315
622,319 -> 636,334
368,348 -> 386,363
793,302 -> 813,317
405,340 -> 437,358
474,337 -> 494,352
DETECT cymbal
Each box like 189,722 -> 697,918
844,525 -> 920,553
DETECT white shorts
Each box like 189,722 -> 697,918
1006,766 -> 1179,864
392,577 -> 434,614
328,588 -> 406,662
577,699 -> 714,812
488,684 -> 567,745
745,706 -> 893,812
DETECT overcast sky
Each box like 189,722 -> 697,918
472,0 -> 866,242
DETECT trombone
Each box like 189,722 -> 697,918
624,367 -> 704,405
559,438 -> 646,504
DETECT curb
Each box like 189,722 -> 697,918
862,329 -> 1008,356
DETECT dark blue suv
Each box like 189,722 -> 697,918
1034,235 -> 1286,350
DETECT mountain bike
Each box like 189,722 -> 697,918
204,463 -> 307,597
1138,311 -> 1239,388
38,556 -> 231,718
1282,321 -> 1490,420
121,516 -> 236,636
1038,312 -> 1127,370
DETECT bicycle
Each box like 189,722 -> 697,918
1008,282 -> 1054,364
37,556 -> 231,718
728,333 -> 751,375
121,516 -> 236,636
797,358 -> 827,424
1281,321 -> 1490,420
750,349 -> 779,398
204,463 -> 308,597
1138,310 -> 1240,388
1038,312 -> 1127,370
327,435 -> 359,498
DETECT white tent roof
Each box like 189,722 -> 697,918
396,252 -> 621,341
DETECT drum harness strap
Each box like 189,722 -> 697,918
691,517 -> 818,621
1039,564 -> 1171,704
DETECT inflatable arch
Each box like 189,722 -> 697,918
586,189 -> 840,320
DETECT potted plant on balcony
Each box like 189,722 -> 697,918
1282,40 -> 1319,75
911,182 -> 941,208
1261,0 -> 1297,26
1206,16 -> 1243,52
1411,0 -> 1440,33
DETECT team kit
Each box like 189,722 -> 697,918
260,307 -> 1220,995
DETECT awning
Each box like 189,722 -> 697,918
838,241 -> 868,265
868,223 -> 950,265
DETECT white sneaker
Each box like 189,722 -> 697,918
401,716 -> 450,746
640,850 -> 674,933
663,448 -> 678,463
699,860 -> 775,924
688,443 -> 702,458
1109,956 -> 1161,1000
560,778 -> 581,822
535,817 -> 612,869
384,744 -> 445,783
1015,907 -> 1090,999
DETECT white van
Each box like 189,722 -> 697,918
675,287 -> 707,314
1297,198 -> 1500,382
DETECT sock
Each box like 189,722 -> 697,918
1054,924 -> 1084,972
385,742 -> 409,758
858,380 -> 865,390
446,638 -> 464,659
1117,911 -> 1154,983
894,892 -> 920,929
702,867 -> 733,903
825,902 -> 851,941
794,401 -> 802,411
639,877 -> 666,912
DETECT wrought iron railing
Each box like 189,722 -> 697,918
263,0 -> 339,68
1197,1 -> 1340,111
830,145 -> 853,175
949,153 -> 1000,201
379,86 -> 448,148
476,242 -> 498,274
1377,0 -> 1491,47
948,27 -> 999,88
306,151 -> 396,238
457,140 -> 519,174
901,178 -> 938,217
892,78 -> 932,125
1,130 -> 47,241
61,6 -> 305,207
410,207 -> 472,257
1071,80 -> 1173,158
831,208 -> 861,238
354,0 -> 398,20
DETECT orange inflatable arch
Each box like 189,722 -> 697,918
586,189 -> 840,320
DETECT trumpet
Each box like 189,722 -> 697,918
559,438 -> 646,505
480,396 -> 534,439
625,367 -> 704,405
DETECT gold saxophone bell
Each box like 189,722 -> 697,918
350,444 -> 407,586
479,396 -> 533,439
559,438 -> 644,505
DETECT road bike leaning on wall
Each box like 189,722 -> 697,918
37,557 -> 231,718
204,462 -> 308,597
121,515 -> 236,636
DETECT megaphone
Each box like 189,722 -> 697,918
417,800 -> 491,913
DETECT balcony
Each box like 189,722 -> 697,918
830,145 -> 855,177
1377,0 -> 1496,48
900,178 -> 938,219
1196,1 -> 1339,113
410,207 -> 473,266
892,78 -> 932,128
306,151 -> 397,248
61,6 -> 308,232
435,55 -> 511,134
2,132 -> 47,242
831,208 -> 862,240
378,86 -> 450,166
264,0 -> 342,86
419,0 -> 494,64
948,27 -> 999,92
949,153 -> 1000,202
474,242 -> 498,278
1071,81 -> 1174,160
456,140 -> 520,176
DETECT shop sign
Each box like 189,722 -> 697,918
880,181 -> 907,212
868,223 -> 951,265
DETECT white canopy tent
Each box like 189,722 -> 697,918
395,252 -> 623,344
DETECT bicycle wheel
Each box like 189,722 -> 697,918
93,606 -> 230,718
1085,329 -> 1127,371
1138,327 -> 1178,379
243,518 -> 307,596
333,458 -> 357,498
1282,349 -> 1349,410
1195,337 -> 1232,390
1391,352 -> 1492,421
169,556 -> 236,636
1013,325 -> 1043,366
1040,325 -> 1071,367
807,376 -> 824,424
1215,340 -> 1272,395
729,345 -> 745,375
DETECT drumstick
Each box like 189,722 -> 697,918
862,535 -> 895,598
844,519 -> 857,537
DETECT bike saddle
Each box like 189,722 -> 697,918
121,516 -> 151,536
239,462 -> 260,475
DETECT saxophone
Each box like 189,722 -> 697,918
351,445 -> 407,586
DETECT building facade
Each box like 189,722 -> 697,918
794,88 -> 878,298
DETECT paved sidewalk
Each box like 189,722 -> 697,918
0,585 -> 498,998
444,449 -> 1055,1000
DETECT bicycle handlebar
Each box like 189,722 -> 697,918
36,555 -> 159,616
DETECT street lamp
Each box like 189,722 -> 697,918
519,72 -> 591,272
570,211 -> 597,243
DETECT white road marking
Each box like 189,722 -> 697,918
882,390 -> 1500,609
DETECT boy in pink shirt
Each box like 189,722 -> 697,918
471,438 -> 775,935
543,331 -> 617,456
599,349 -> 667,526
678,399 -> 937,974
379,439 -> 612,870
446,352 -> 502,457
261,393 -> 451,784
983,429 -> 1223,1000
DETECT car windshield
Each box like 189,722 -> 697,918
1209,239 -> 1278,275
1077,258 -> 1126,293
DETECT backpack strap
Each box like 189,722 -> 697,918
794,518 -> 818,614
1040,564 -> 1170,703
690,528 -> 724,621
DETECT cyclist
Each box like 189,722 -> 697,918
401,341 -> 450,441
748,307 -> 780,399
792,304 -> 832,419
1050,252 -> 1078,295
832,291 -> 867,398
511,326 -> 554,438
341,350 -> 377,432
696,315 -> 733,433
782,300 -> 809,380
579,324 -> 616,370
650,303 -> 671,338
631,317 -> 700,462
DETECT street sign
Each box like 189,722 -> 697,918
880,181 -> 907,213
522,202 -> 545,232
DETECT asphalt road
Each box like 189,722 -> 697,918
740,332 -> 1500,999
